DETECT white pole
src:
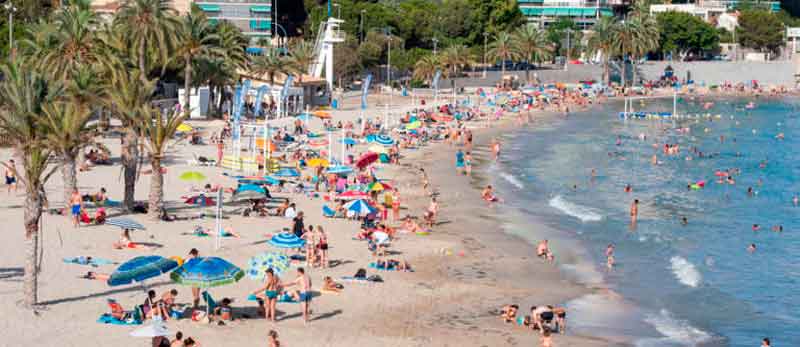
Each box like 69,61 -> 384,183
327,131 -> 333,163
673,91 -> 677,116
340,128 -> 345,164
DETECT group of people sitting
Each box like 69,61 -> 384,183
500,304 -> 567,335
79,149 -> 111,172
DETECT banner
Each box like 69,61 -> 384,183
432,69 -> 442,98
361,74 -> 372,110
281,75 -> 294,102
253,85 -> 271,116
233,79 -> 251,121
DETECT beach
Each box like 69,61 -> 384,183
0,93 -> 616,347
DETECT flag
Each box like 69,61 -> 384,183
361,74 -> 372,110
281,75 -> 294,102
432,69 -> 442,98
253,85 -> 271,116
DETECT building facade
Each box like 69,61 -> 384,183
195,0 -> 273,42
518,0 -> 629,29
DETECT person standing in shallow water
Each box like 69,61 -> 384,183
630,199 -> 639,228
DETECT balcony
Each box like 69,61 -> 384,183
519,0 -> 629,7
697,0 -> 780,11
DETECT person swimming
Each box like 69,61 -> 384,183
747,243 -> 757,253
624,184 -> 632,193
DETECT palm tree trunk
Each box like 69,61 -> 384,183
604,59 -> 610,86
138,39 -> 147,81
23,187 -> 44,308
184,54 -> 192,118
525,65 -> 531,84
147,156 -> 163,220
121,128 -> 139,211
61,153 -> 77,209
631,58 -> 638,87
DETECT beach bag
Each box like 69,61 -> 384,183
354,268 -> 367,279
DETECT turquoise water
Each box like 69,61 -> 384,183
493,97 -> 800,346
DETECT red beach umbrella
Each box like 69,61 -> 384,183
356,152 -> 379,169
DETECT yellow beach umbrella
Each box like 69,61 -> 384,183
177,123 -> 193,132
307,158 -> 330,168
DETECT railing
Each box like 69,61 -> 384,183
308,21 -> 326,76
526,0 -> 628,7
697,0 -> 779,9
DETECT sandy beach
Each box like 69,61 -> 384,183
0,91 -> 623,347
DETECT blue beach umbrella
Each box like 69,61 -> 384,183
339,138 -> 357,145
107,256 -> 178,287
272,167 -> 301,178
106,218 -> 145,230
236,184 -> 266,194
170,257 -> 244,288
269,232 -> 306,249
326,165 -> 353,175
246,252 -> 291,280
345,199 -> 375,215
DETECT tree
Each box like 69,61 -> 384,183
488,31 -> 518,79
466,0 -> 525,46
38,0 -> 100,81
139,106 -> 187,220
588,17 -> 616,85
439,44 -> 473,78
0,61 -> 62,308
629,15 -> 659,86
175,6 -> 219,118
114,0 -> 180,80
513,25 -> 551,83
413,54 -> 441,84
287,40 -> 316,82
250,48 -> 291,85
737,9 -> 784,55
656,11 -> 719,59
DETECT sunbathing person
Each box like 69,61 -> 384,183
500,304 -> 519,323
375,258 -> 412,272
81,271 -> 110,281
190,226 -> 241,238
212,298 -> 233,321
113,229 -> 135,249
321,276 -> 343,293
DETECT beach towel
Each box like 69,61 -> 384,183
97,313 -> 142,325
340,276 -> 382,283
63,257 -> 115,267
246,293 -> 301,303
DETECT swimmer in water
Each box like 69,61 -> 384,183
771,225 -> 783,233
752,224 -> 760,232
630,199 -> 639,226
747,187 -> 754,197
624,184 -> 632,193
747,243 -> 757,253
793,195 -> 799,206
616,136 -> 621,146
681,216 -> 688,226
651,154 -> 658,165
606,244 -> 615,257
606,255 -> 615,270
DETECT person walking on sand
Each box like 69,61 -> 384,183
69,188 -> 83,228
188,248 -> 201,308
455,149 -> 465,174
465,152 -> 473,176
491,138 -> 501,161
268,330 -> 281,347
5,159 -> 18,194
283,268 -> 312,324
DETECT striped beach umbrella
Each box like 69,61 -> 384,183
185,195 -> 216,206
345,199 -> 375,215
170,257 -> 244,288
106,218 -> 145,230
372,134 -> 394,146
107,256 -> 178,287
268,232 -> 306,249
246,252 -> 291,280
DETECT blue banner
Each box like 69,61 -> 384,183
432,69 -> 442,97
234,79 -> 251,121
361,74 -> 372,110
253,85 -> 271,117
281,75 -> 294,102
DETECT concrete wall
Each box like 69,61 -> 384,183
637,61 -> 795,85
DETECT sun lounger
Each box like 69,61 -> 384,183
202,291 -> 218,313
322,205 -> 336,218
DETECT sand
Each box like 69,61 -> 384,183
0,93 -> 617,346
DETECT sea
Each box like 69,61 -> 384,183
490,97 -> 800,347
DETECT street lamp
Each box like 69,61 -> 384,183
432,37 -> 439,55
5,2 -> 16,59
359,9 -> 366,43
483,32 -> 489,79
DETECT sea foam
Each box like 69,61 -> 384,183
548,195 -> 603,222
499,171 -> 525,189
670,256 -> 702,288
638,309 -> 713,347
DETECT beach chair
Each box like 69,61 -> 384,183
202,291 -> 218,313
322,205 -> 336,218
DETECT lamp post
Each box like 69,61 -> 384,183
5,2 -> 16,59
564,28 -> 572,72
432,37 -> 439,55
359,9 -> 366,43
483,32 -> 489,79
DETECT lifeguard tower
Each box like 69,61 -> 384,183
308,17 -> 346,92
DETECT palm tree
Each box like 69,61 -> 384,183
439,45 -> 473,78
40,102 -> 97,209
287,40 -> 316,82
250,48 -> 291,85
200,21 -> 248,116
139,106 -> 187,220
0,62 -> 62,308
113,0 -> 180,81
175,7 -> 220,118
513,25 -> 552,83
588,17 -> 616,86
40,0 -> 100,81
610,20 -> 638,87
629,16 -> 659,86
413,55 -> 441,85
488,32 -> 518,80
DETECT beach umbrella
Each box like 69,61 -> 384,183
313,110 -> 332,119
107,255 -> 179,287
366,181 -> 392,192
306,158 -> 330,168
106,218 -> 145,230
269,232 -> 306,249
345,199 -> 375,215
356,152 -> 379,169
272,167 -> 300,178
130,322 -> 171,338
372,134 -> 394,146
338,190 -> 369,200
339,137 -> 357,145
405,121 -> 422,130
246,252 -> 291,280
170,257 -> 244,288
176,123 -> 193,132
236,184 -> 266,194
368,145 -> 388,154
237,176 -> 280,186
326,165 -> 353,175
179,171 -> 206,182
185,195 -> 216,206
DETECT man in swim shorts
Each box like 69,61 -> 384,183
5,159 -> 17,194
69,188 -> 83,228
283,267 -> 312,324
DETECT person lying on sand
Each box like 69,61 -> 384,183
500,304 -> 518,323
188,226 -> 241,238
81,271 -> 110,281
322,276 -> 343,293
375,258 -> 412,272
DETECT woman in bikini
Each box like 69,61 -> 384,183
252,268 -> 281,322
